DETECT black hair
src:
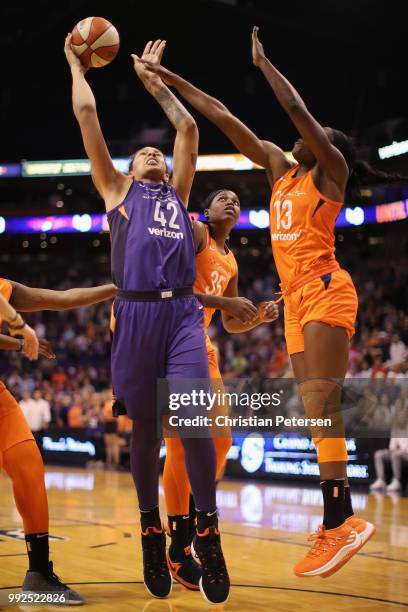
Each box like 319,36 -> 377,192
201,189 -> 226,212
201,189 -> 239,241
331,129 -> 408,196
128,146 -> 170,174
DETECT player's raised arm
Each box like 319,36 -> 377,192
251,27 -> 348,189
132,40 -> 198,206
64,34 -> 127,207
141,58 -> 292,186
9,282 -> 117,312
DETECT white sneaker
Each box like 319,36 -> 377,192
370,478 -> 386,491
386,478 -> 401,492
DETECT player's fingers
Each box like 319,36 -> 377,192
245,302 -> 258,316
156,40 -> 166,61
40,340 -> 56,359
140,59 -> 155,70
40,348 -> 56,359
143,41 -> 153,55
243,307 -> 257,322
151,39 -> 162,54
26,342 -> 35,360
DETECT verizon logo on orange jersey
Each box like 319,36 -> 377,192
271,231 -> 301,241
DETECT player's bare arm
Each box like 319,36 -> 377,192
142,58 -> 291,187
9,282 -> 117,312
252,27 -> 348,196
0,293 -> 39,360
64,34 -> 129,209
0,334 -> 55,359
133,40 -> 198,205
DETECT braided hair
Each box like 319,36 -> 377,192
331,129 -> 408,196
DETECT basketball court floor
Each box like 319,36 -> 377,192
1,468 -> 407,611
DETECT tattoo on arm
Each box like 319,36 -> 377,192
154,86 -> 191,128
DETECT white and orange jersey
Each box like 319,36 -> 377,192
194,225 -> 238,333
270,166 -> 342,293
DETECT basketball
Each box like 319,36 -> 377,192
71,17 -> 119,69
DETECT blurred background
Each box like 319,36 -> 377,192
0,0 -> 407,483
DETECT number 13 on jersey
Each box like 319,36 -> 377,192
273,199 -> 293,230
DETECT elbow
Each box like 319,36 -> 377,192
286,99 -> 306,116
216,106 -> 232,123
179,116 -> 198,135
74,104 -> 96,121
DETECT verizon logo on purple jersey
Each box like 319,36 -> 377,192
148,226 -> 184,239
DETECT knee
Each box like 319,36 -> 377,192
4,440 -> 45,484
299,379 -> 342,420
313,437 -> 348,464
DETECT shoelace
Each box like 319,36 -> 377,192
197,533 -> 227,583
46,563 -> 69,589
307,526 -> 343,558
143,532 -> 167,578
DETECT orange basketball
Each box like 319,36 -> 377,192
71,17 -> 120,69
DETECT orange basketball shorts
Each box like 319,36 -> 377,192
0,381 -> 34,470
283,269 -> 358,355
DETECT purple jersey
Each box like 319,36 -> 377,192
107,181 -> 196,291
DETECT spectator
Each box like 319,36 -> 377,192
20,390 -> 51,433
68,402 -> 83,428
52,366 -> 68,390
388,334 -> 407,367
102,396 -> 121,469
370,406 -> 408,492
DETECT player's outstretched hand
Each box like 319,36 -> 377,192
9,321 -> 39,361
224,297 -> 258,324
140,60 -> 176,87
38,339 -> 56,360
131,39 -> 166,89
252,26 -> 266,67
64,33 -> 87,73
258,301 -> 279,323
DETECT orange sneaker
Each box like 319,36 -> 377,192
166,545 -> 201,591
294,522 -> 361,578
346,516 -> 376,549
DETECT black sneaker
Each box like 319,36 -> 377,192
141,527 -> 172,598
193,526 -> 230,604
166,542 -> 201,590
22,561 -> 85,605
